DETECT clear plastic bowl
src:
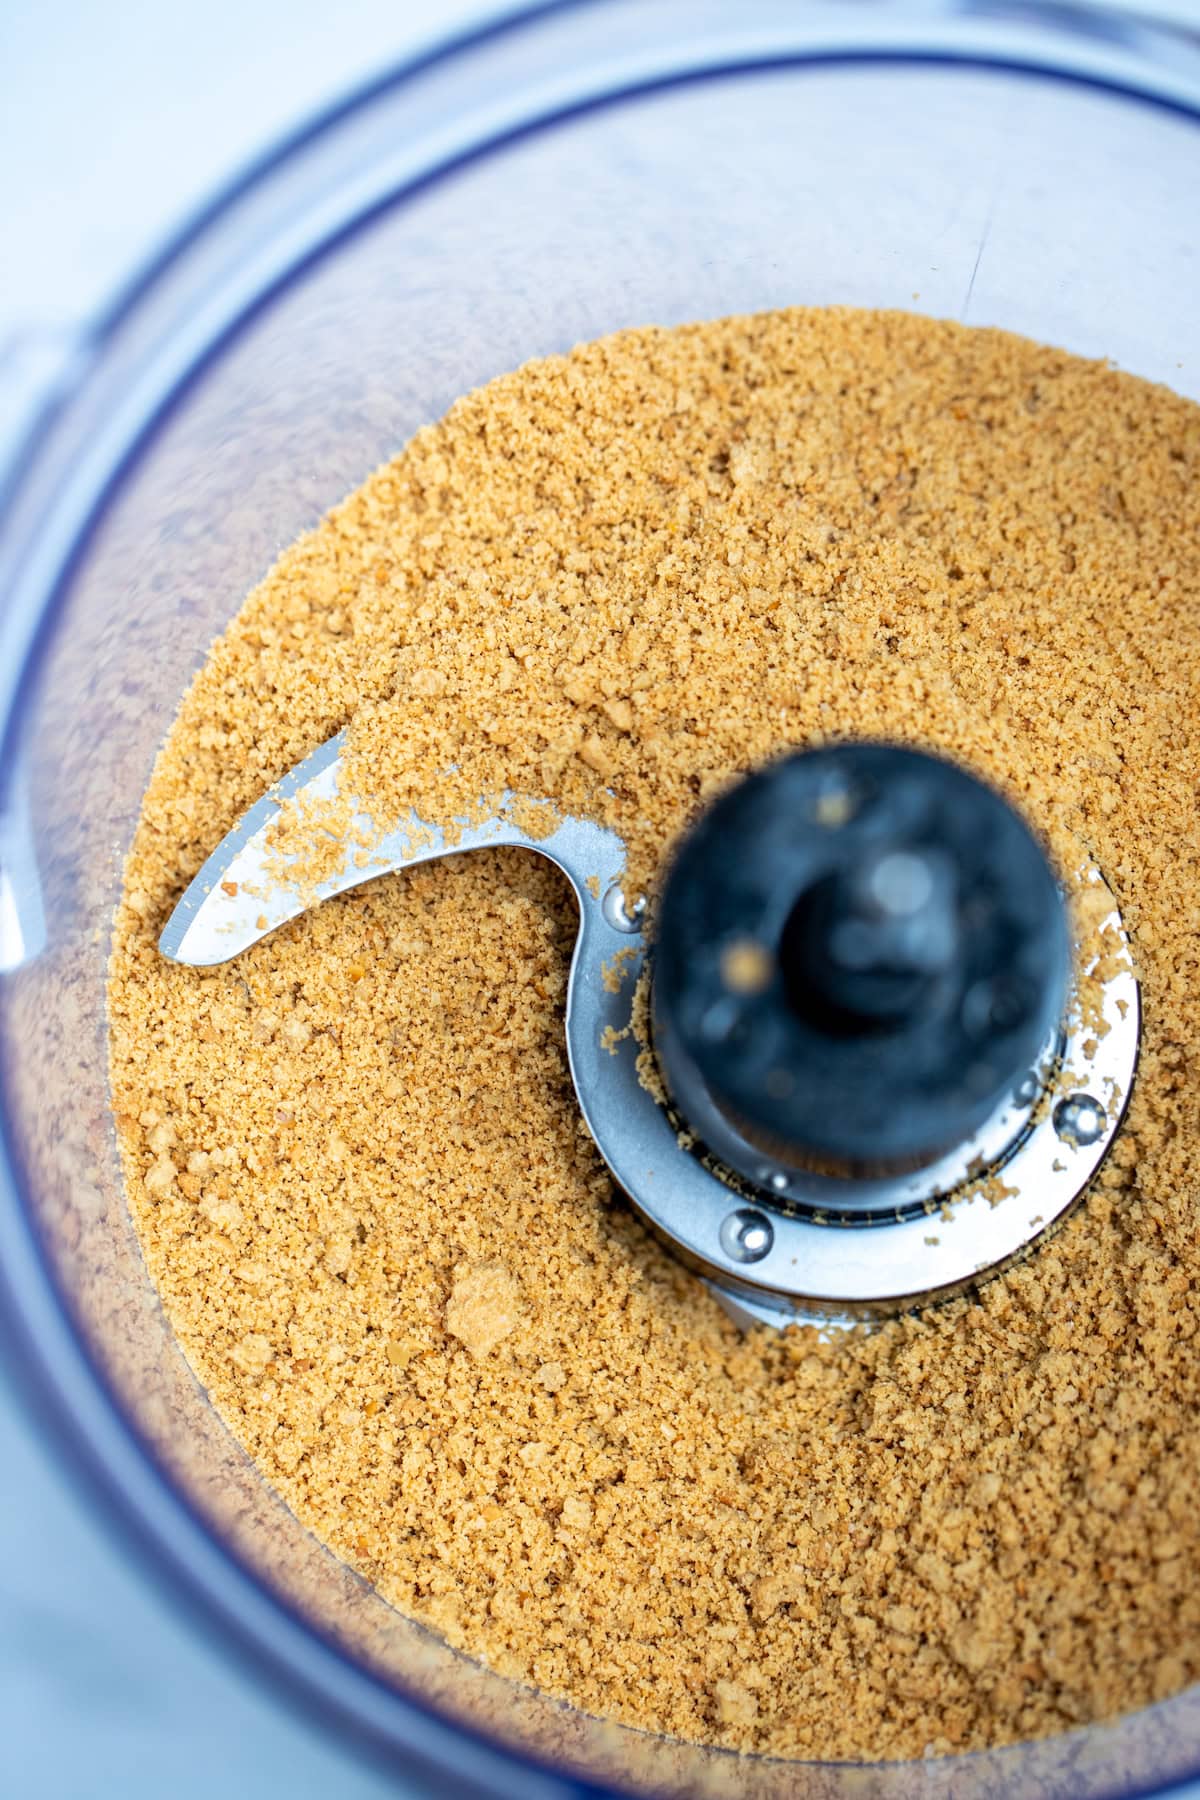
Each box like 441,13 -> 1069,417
1,3 -> 1198,1795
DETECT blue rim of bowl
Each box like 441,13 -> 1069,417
2,7 -> 1200,1797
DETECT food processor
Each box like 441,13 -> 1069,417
1,2 -> 1198,1794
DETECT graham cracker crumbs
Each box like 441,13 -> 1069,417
601,946 -> 638,995
109,308 -> 1200,1763
505,795 -> 562,842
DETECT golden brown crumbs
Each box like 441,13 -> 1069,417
108,308 -> 1200,1762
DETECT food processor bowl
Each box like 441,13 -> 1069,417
1,3 -> 1198,1794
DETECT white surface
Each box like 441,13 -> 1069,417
2,3 -> 1200,1798
0,0 -> 491,340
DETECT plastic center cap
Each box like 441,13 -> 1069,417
651,743 -> 1069,1181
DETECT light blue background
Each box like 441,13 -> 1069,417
2,3 -> 1200,1796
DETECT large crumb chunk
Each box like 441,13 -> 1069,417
714,1679 -> 758,1728
444,1261 -> 522,1360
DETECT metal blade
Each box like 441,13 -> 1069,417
158,730 -> 629,967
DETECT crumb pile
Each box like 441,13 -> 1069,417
109,309 -> 1200,1760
